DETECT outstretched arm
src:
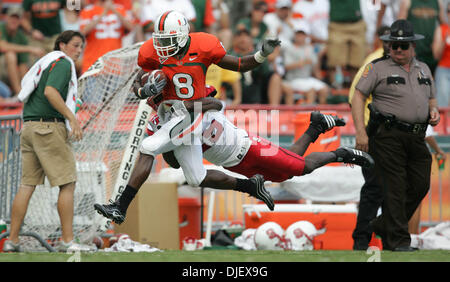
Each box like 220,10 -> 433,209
217,38 -> 281,72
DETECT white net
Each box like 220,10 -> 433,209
19,43 -> 147,251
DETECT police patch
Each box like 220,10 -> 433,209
362,63 -> 373,78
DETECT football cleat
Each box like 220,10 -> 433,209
94,200 -> 126,225
248,174 -> 275,211
335,147 -> 375,169
310,111 -> 346,134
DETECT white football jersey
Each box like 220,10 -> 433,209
147,109 -> 251,167
201,111 -> 251,167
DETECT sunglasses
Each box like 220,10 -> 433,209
391,42 -> 411,50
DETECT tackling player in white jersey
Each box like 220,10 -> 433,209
148,86 -> 375,185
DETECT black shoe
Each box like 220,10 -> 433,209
335,147 -> 375,169
248,174 -> 274,211
94,201 -> 126,225
393,246 -> 418,252
310,111 -> 346,134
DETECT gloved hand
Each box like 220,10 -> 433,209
135,70 -> 167,99
260,38 -> 281,57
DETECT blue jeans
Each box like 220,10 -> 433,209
0,80 -> 12,98
435,66 -> 450,107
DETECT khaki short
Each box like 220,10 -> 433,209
20,120 -> 76,187
327,20 -> 367,68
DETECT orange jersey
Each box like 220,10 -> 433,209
80,4 -> 129,73
138,32 -> 227,101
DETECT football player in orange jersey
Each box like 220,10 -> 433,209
94,10 -> 281,225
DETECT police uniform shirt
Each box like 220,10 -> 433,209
355,56 -> 436,125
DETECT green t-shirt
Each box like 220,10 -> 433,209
22,0 -> 65,37
329,0 -> 362,23
235,18 -> 268,46
0,22 -> 29,64
407,0 -> 440,72
23,57 -> 72,120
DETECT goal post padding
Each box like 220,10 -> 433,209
20,42 -> 151,251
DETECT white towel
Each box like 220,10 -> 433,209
18,51 -> 78,131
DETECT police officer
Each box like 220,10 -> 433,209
351,19 -> 440,251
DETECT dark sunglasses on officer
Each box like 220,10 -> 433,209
390,41 -> 411,51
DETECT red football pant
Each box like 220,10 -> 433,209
226,135 -> 305,182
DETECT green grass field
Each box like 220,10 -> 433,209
1,249 -> 449,262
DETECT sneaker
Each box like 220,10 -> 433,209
94,200 -> 126,225
248,174 -> 275,211
57,240 -> 94,253
2,240 -> 22,252
335,147 -> 375,169
310,111 -> 346,133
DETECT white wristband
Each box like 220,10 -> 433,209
254,51 -> 266,63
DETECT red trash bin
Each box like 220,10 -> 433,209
178,197 -> 201,249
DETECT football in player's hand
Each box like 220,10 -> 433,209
140,71 -> 150,86
146,70 -> 167,86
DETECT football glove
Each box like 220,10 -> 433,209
260,38 -> 281,57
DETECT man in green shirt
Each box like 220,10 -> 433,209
398,0 -> 446,74
327,0 -> 366,88
21,0 -> 66,55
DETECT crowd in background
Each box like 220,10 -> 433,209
0,0 -> 449,107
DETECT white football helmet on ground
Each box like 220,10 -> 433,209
153,10 -> 190,58
284,220 -> 326,251
254,222 -> 286,250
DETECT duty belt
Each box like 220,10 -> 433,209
390,120 -> 427,135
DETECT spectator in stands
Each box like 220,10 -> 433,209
292,0 -> 329,45
21,0 -> 66,55
0,7 -> 45,99
282,25 -> 329,105
375,0 -> 401,49
111,0 -> 141,47
0,80 -> 12,100
229,28 -> 282,104
191,0 -> 215,33
59,1 -> 82,32
327,0 -> 366,89
210,0 -> 233,50
139,0 -> 197,40
398,0 -> 446,74
263,0 -> 296,45
235,1 -> 269,46
291,0 -> 328,67
3,30 -> 86,253
432,3 -> 450,107
79,0 -> 133,74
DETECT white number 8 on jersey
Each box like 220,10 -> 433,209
173,73 -> 194,99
